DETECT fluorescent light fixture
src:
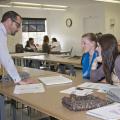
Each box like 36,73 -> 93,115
13,6 -> 66,11
10,2 -> 41,6
13,6 -> 41,9
0,4 -> 11,7
0,1 -> 68,10
43,4 -> 68,8
43,8 -> 66,11
10,2 -> 68,8
95,0 -> 120,3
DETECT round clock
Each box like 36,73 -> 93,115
66,18 -> 72,27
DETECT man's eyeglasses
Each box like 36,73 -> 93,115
11,19 -> 21,28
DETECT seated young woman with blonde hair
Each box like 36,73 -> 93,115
81,33 -> 99,79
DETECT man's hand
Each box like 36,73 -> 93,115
18,79 -> 36,85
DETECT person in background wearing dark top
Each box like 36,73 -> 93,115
24,40 -> 34,66
25,38 -> 37,52
29,37 -> 37,52
42,35 -> 50,54
25,40 -> 32,52
81,33 -> 99,79
25,38 -> 41,68
91,34 -> 120,85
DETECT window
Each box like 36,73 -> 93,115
22,18 -> 47,47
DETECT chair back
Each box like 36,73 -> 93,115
15,44 -> 24,53
69,47 -> 73,55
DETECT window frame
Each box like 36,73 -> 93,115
22,18 -> 46,32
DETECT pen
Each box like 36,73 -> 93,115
76,87 -> 98,90
76,87 -> 84,90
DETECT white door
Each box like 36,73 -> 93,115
83,16 -> 101,33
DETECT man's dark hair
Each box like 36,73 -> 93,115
1,11 -> 22,22
98,34 -> 119,84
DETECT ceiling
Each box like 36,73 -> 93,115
0,0 -> 99,7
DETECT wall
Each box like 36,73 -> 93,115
0,3 -> 105,54
0,8 -> 2,20
46,3 -> 105,55
104,3 -> 120,40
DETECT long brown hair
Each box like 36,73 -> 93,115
98,34 -> 119,84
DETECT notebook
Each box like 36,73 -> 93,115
107,87 -> 120,102
38,75 -> 72,85
87,103 -> 120,120
14,83 -> 45,94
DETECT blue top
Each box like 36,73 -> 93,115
81,51 -> 98,79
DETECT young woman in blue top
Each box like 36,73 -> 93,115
81,33 -> 98,79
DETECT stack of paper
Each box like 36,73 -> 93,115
60,87 -> 93,96
78,82 -> 114,92
87,103 -> 120,120
14,83 -> 45,94
38,75 -> 72,85
107,87 -> 120,102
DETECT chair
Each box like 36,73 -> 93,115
15,44 -> 24,53
69,47 -> 73,55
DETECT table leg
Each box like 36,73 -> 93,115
0,95 -> 5,120
11,99 -> 17,120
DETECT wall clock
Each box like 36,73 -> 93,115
66,18 -> 72,27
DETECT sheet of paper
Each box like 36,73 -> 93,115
78,82 -> 114,91
60,87 -> 93,96
87,103 -> 120,120
14,83 -> 45,94
38,75 -> 72,85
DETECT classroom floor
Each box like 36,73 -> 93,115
5,69 -> 82,120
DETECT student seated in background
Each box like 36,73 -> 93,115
51,37 -> 61,54
90,34 -> 120,85
25,38 -> 39,67
25,38 -> 37,52
81,33 -> 99,79
25,40 -> 32,52
42,35 -> 50,54
29,37 -> 37,52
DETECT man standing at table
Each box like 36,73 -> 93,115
0,11 -> 31,120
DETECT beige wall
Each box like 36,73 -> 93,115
1,2 -> 120,54
104,3 -> 120,40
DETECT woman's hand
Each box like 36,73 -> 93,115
91,56 -> 102,70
